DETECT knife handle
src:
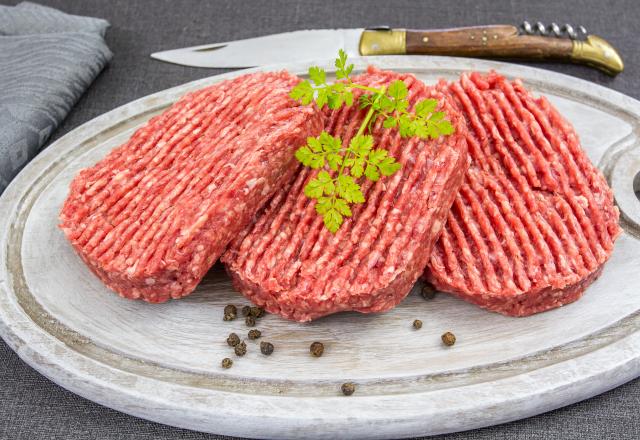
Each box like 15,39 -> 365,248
407,25 -> 572,57
359,26 -> 624,75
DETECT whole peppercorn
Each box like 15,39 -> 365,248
234,341 -> 247,356
421,284 -> 437,300
310,342 -> 324,357
248,329 -> 262,340
249,306 -> 265,318
341,382 -> 356,396
413,319 -> 423,330
241,305 -> 251,317
260,341 -> 274,355
223,304 -> 237,321
441,331 -> 456,346
245,315 -> 256,327
223,312 -> 236,321
226,332 -> 240,347
221,358 -> 233,369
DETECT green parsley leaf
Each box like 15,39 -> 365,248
383,116 -> 397,129
437,120 -> 454,135
349,135 -> 374,157
367,148 -> 388,164
327,92 -> 343,109
415,99 -> 437,117
307,136 -> 322,153
304,171 -> 335,199
294,146 -> 315,167
308,66 -> 326,86
388,80 -> 408,100
315,196 -> 333,214
359,94 -> 374,109
333,198 -> 352,217
350,157 -> 365,178
394,99 -> 409,112
378,156 -> 401,176
336,174 -> 364,203
323,207 -> 343,233
304,177 -> 324,199
327,153 -> 342,171
344,91 -> 354,107
397,114 -> 415,137
289,80 -> 314,105
364,164 -> 380,181
335,49 -> 354,80
378,95 -> 394,113
317,170 -> 335,194
318,131 -> 340,151
316,88 -> 329,109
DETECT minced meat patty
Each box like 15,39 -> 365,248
223,67 -> 468,322
425,72 -> 621,316
60,71 -> 323,303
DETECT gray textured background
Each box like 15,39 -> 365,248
1,0 -> 639,438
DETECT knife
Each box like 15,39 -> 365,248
151,23 -> 623,76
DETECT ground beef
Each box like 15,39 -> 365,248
222,66 -> 468,322
59,71 -> 323,303
425,71 -> 621,316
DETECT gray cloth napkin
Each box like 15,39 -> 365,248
0,2 -> 112,193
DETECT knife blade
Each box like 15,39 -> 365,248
151,29 -> 363,69
151,26 -> 623,75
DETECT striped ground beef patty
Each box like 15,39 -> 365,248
60,71 -> 323,303
222,67 -> 468,322
425,71 -> 621,316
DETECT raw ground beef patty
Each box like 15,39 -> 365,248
222,67 -> 468,322
425,72 -> 621,316
60,71 -> 323,303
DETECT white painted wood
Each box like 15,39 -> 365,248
1,56 -> 639,439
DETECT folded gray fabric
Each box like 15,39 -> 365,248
0,2 -> 112,193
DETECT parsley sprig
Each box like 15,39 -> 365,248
290,50 -> 454,233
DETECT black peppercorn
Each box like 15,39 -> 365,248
310,342 -> 324,357
221,358 -> 233,369
421,284 -> 437,300
226,332 -> 240,347
260,341 -> 274,355
341,382 -> 355,396
245,315 -> 256,327
249,306 -> 265,318
248,329 -> 262,340
234,341 -> 247,356
441,331 -> 456,346
413,319 -> 423,330
223,304 -> 237,321
241,305 -> 251,317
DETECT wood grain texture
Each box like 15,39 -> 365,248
406,26 -> 573,60
0,57 -> 639,439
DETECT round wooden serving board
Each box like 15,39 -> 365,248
1,57 -> 639,439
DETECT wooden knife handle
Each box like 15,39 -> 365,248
406,25 -> 572,59
359,26 -> 624,75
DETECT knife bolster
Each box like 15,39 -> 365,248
359,29 -> 406,55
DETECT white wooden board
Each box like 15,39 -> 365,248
1,56 -> 639,439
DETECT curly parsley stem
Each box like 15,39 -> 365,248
339,86 -> 386,176
347,82 -> 381,94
